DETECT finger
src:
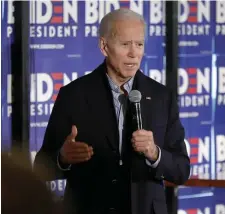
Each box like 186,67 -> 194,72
66,146 -> 93,154
132,143 -> 146,150
74,144 -> 93,154
132,129 -> 148,137
131,138 -> 153,148
132,130 -> 153,137
133,145 -> 144,153
70,152 -> 93,160
70,157 -> 91,164
133,146 -> 148,153
132,143 -> 145,149
70,125 -> 78,142
66,141 -> 89,149
133,144 -> 155,154
131,135 -> 150,142
133,140 -> 153,146
132,141 -> 153,149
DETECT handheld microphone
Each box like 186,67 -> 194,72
128,90 -> 143,130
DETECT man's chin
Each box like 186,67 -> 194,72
120,70 -> 137,79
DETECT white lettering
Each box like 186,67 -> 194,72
216,135 -> 225,162
219,67 -> 225,93
216,1 -> 225,23
7,1 -> 15,24
179,68 -> 189,95
36,0 -> 52,24
149,1 -> 165,24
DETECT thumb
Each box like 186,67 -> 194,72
70,125 -> 78,141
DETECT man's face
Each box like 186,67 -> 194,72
100,19 -> 145,82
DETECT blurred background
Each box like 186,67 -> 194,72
1,0 -> 225,213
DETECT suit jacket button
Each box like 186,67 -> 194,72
112,179 -> 117,184
109,207 -> 116,213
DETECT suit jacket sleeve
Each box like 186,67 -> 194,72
33,87 -> 71,181
152,91 -> 190,185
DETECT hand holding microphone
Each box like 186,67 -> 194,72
128,90 -> 159,161
60,125 -> 94,164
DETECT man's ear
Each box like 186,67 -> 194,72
99,37 -> 108,57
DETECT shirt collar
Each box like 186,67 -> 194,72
106,73 -> 134,94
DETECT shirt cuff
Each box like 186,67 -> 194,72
57,152 -> 71,171
145,146 -> 161,168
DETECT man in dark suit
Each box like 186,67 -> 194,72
34,8 -> 190,214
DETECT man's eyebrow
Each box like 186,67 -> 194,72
119,40 -> 145,43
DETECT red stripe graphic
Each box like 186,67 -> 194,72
191,147 -> 198,155
189,138 -> 199,145
189,78 -> 197,85
54,6 -> 63,14
187,209 -> 198,214
190,7 -> 197,13
190,157 -> 198,164
188,16 -> 197,23
52,94 -> 58,101
187,87 -> 197,94
54,83 -> 63,91
50,16 -> 63,24
51,73 -> 63,80
187,68 -> 197,74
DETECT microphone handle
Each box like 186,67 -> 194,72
134,102 -> 142,130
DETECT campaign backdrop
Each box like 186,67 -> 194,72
1,0 -> 224,212
1,0 -> 13,152
178,55 -> 213,127
178,187 -> 225,214
214,1 -> 225,55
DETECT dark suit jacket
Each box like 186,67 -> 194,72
34,62 -> 190,214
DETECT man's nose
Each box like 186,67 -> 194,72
128,44 -> 137,58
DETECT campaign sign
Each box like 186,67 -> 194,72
215,56 -> 225,125
178,0 -> 213,56
214,1 -> 225,55
178,55 -> 212,127
1,0 -> 14,152
184,125 -> 212,179
178,187 -> 225,214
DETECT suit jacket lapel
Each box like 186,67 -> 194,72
87,63 -> 119,152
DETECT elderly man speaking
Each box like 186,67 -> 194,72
34,8 -> 190,214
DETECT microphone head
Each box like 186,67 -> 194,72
128,90 -> 142,103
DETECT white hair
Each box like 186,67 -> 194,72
99,8 -> 146,38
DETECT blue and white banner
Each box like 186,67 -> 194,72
1,0 -> 13,152
178,187 -> 225,214
214,55 -> 225,180
144,56 -> 165,85
184,125 -> 212,179
178,0 -> 213,56
215,56 -> 225,125
145,0 -> 214,56
178,55 -> 212,127
214,126 -> 225,180
214,1 -> 225,55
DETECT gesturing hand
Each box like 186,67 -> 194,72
60,125 -> 94,164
